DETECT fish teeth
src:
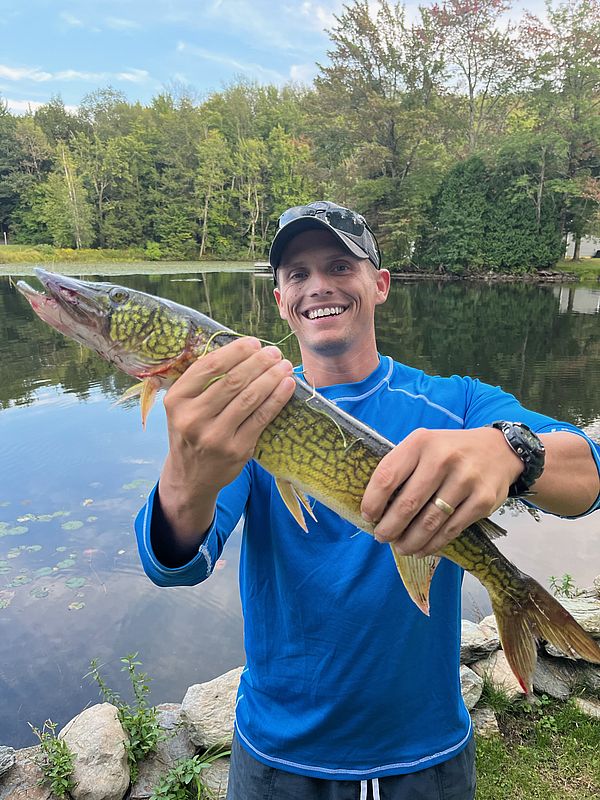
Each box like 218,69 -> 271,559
307,306 -> 345,320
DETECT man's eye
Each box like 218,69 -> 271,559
333,263 -> 350,272
289,271 -> 306,281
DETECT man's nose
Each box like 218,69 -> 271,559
307,274 -> 333,295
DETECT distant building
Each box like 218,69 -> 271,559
564,235 -> 600,259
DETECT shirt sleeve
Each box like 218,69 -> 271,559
463,377 -> 600,517
134,463 -> 252,586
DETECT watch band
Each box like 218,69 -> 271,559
487,421 -> 546,497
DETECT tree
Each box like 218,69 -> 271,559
195,130 -> 233,257
42,144 -> 93,248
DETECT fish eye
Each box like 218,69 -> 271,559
109,288 -> 129,305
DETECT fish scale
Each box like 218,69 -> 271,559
16,268 -> 600,694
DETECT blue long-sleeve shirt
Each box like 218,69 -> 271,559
135,356 -> 600,779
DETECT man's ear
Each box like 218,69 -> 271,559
375,269 -> 391,306
273,286 -> 287,320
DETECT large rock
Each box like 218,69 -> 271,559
201,757 -> 230,800
544,595 -> 600,660
471,651 -> 525,700
460,620 -> 499,664
532,655 -> 578,700
59,703 -> 130,800
470,708 -> 500,737
130,703 -> 196,799
0,749 -> 15,779
460,665 -> 483,710
181,667 -> 243,749
0,746 -> 58,800
574,697 -> 600,720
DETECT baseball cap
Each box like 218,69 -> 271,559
269,201 -> 381,281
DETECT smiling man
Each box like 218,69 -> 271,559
135,201 -> 600,800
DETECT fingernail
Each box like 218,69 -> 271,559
263,346 -> 281,358
361,511 -> 372,523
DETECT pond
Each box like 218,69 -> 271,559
1,265 -> 599,747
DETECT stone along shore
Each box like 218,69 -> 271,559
1,585 -> 600,800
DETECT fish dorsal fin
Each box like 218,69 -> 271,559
390,545 -> 440,617
477,517 -> 507,540
275,478 -> 317,532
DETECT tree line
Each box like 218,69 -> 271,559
0,0 -> 598,273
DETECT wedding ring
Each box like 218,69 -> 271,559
434,496 -> 455,516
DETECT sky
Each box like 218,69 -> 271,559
1,0 -> 547,115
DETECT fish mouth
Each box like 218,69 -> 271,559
17,268 -> 110,334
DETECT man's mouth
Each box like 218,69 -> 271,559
304,305 -> 348,320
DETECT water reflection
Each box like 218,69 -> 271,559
0,269 -> 598,746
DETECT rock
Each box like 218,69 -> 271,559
593,575 -> 600,599
0,748 -> 15,778
181,666 -> 243,749
532,655 -> 578,700
478,615 -> 499,640
201,757 -> 230,800
470,708 -> 500,737
558,596 -> 600,637
0,746 -> 57,800
130,703 -> 196,799
59,703 -> 130,800
573,697 -> 600,720
471,651 -> 525,700
460,620 -> 500,664
460,665 -> 483,710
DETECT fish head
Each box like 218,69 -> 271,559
17,268 -> 197,379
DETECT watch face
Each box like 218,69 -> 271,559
520,426 -> 543,452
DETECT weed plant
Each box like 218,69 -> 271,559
29,719 -> 76,798
87,653 -> 164,782
150,746 -> 231,800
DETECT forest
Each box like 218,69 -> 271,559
0,0 -> 598,273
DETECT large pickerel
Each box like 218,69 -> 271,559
17,268 -> 600,692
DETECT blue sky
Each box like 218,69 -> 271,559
1,0 -> 546,114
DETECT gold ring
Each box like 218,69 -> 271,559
434,496 -> 455,516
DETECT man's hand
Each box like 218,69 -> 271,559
360,428 -> 524,557
158,337 -> 295,546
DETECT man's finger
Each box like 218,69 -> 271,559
360,444 -> 420,526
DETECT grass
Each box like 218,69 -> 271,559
476,697 -> 600,799
0,244 -> 151,264
555,257 -> 600,283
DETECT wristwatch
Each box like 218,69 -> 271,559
487,421 -> 546,497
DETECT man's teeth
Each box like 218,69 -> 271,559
307,306 -> 345,320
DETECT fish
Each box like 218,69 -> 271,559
17,268 -> 600,693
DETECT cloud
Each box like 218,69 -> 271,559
289,63 -> 318,84
177,41 -> 286,84
297,1 -> 339,31
0,63 -> 150,85
0,65 -> 52,82
116,69 -> 150,83
60,12 -> 84,28
105,17 -> 141,31
5,97 -> 78,114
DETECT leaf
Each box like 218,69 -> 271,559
30,587 -> 50,599
56,558 -> 76,569
68,602 -> 85,610
34,567 -> 54,577
8,574 -> 32,587
26,545 -> 43,552
8,526 -> 28,536
82,499 -> 94,506
56,546 -> 67,552
61,520 -> 84,530
65,577 -> 86,589
0,590 -> 15,609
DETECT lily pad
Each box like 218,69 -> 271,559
86,516 -> 98,522
26,545 -> 42,553
0,590 -> 15,609
122,479 -> 149,491
7,547 -> 24,559
65,577 -> 86,590
61,520 -> 84,531
56,558 -> 76,569
7,526 -> 28,536
30,587 -> 49,599
8,575 -> 32,587
34,567 -> 54,578
0,560 -> 11,574
0,501 -> 10,507
68,601 -> 85,611
56,546 -> 67,552
82,499 -> 94,506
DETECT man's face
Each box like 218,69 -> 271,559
273,229 -> 390,358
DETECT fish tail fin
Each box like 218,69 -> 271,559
491,575 -> 600,694
390,545 -> 440,617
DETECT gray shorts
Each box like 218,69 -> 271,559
226,733 -> 476,800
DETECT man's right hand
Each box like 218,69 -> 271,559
157,337 -> 295,551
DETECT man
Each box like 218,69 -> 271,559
136,201 -> 600,799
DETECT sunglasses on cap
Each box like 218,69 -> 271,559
270,201 -> 381,277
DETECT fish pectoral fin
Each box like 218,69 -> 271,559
114,382 -> 145,405
390,544 -> 440,617
275,479 -> 316,532
140,378 -> 161,430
